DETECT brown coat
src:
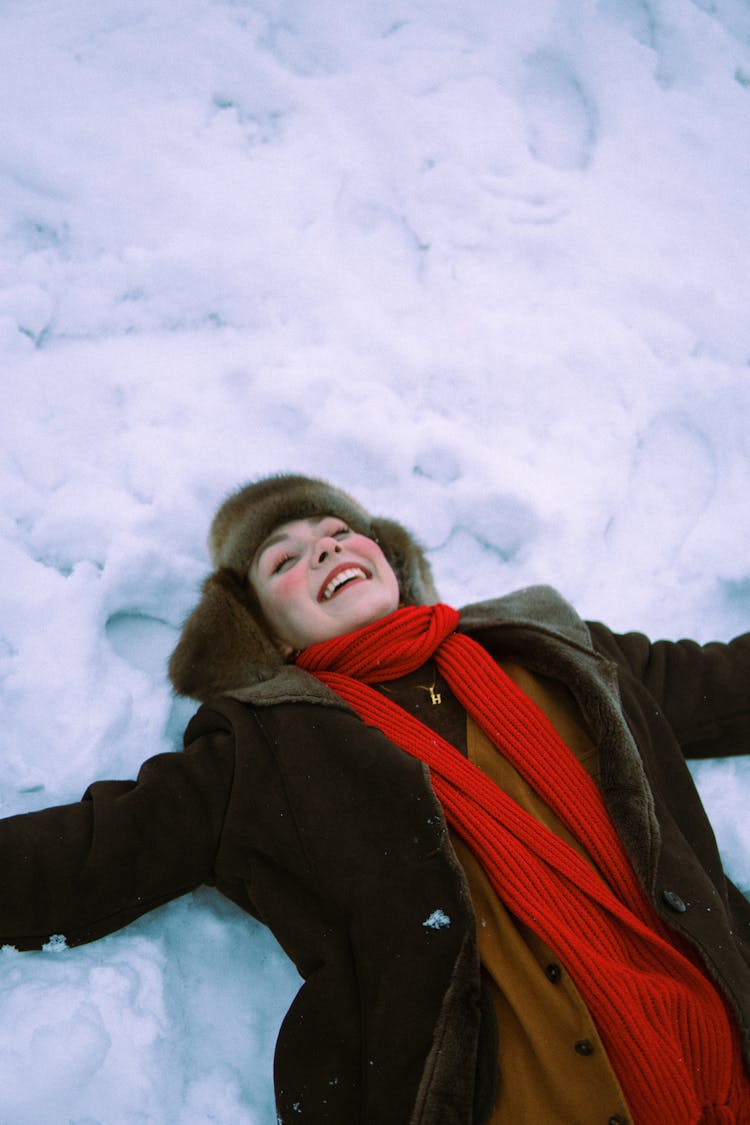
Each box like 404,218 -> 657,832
0,586 -> 748,1123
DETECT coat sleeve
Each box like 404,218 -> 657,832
587,623 -> 750,759
0,725 -> 235,950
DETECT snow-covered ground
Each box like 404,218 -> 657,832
1,1 -> 749,1120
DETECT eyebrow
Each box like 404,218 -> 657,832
257,530 -> 289,556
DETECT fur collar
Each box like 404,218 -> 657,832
225,585 -> 595,708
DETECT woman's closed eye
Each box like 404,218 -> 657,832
272,552 -> 297,575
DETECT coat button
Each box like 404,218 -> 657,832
545,963 -> 562,983
574,1039 -> 594,1056
662,889 -> 687,913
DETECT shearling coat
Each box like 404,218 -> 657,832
1,586 -> 749,1124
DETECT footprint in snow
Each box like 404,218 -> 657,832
522,49 -> 598,171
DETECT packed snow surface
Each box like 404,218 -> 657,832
2,1 -> 749,1121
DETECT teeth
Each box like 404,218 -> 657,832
323,567 -> 366,600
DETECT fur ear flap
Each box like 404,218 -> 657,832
168,568 -> 285,700
370,518 -> 439,607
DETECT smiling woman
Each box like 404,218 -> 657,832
1,473 -> 750,1125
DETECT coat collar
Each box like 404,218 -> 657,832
459,584 -> 594,651
224,585 -> 594,709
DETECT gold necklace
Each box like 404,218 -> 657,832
417,679 -> 442,706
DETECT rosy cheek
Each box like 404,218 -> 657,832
352,536 -> 378,560
269,574 -> 291,599
273,569 -> 308,602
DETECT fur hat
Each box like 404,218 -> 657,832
169,473 -> 438,699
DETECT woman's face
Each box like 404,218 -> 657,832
250,515 -> 401,653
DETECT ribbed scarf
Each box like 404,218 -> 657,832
296,604 -> 749,1124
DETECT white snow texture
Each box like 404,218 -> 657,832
2,1 -> 749,1121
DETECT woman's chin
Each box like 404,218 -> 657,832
327,590 -> 398,636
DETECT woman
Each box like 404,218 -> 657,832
1,472 -> 749,1123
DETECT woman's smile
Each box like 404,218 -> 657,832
318,563 -> 372,601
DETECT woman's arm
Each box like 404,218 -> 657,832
588,623 -> 750,759
0,726 -> 235,950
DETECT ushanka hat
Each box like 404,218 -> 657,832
168,473 -> 438,699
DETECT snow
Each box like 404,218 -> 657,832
423,910 -> 451,930
1,0 -> 749,1120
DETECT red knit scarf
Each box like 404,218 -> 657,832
296,604 -> 749,1124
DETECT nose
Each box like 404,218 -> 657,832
313,535 -> 342,566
